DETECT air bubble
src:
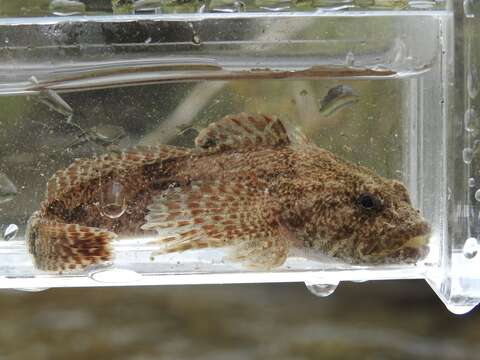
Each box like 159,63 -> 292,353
475,188 -> 480,201
463,148 -> 473,164
3,224 -> 19,241
98,181 -> 127,219
463,237 -> 478,259
192,34 -> 201,45
469,177 -> 476,187
464,108 -> 477,132
305,281 -> 339,297
468,66 -> 479,99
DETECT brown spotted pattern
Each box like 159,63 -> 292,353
27,113 -> 430,272
195,113 -> 290,151
26,211 -> 115,272
140,180 -> 286,268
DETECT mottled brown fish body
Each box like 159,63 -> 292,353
39,147 -> 295,235
27,113 -> 431,272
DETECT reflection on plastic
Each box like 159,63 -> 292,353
90,269 -> 143,283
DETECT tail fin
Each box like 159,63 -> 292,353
26,212 -> 116,272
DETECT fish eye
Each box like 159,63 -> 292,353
357,193 -> 383,212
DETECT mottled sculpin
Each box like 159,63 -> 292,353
26,113 -> 430,272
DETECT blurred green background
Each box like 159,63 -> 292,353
0,281 -> 479,360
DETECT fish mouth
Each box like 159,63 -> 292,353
358,226 -> 431,264
381,233 -> 431,263
402,234 -> 429,249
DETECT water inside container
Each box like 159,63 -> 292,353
0,7 -> 451,289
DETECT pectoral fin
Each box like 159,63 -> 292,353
141,180 -> 290,269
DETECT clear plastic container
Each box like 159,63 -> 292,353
0,0 -> 478,314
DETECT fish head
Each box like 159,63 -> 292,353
347,178 -> 431,264
297,155 -> 431,265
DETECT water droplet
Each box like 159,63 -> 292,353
464,108 -> 478,132
463,237 -> 478,259
305,281 -> 339,297
463,148 -> 473,164
464,0 -> 475,18
3,224 -> 18,241
474,189 -> 480,202
98,181 -> 127,219
192,34 -> 201,45
468,66 -> 479,99
469,177 -> 476,187
345,51 -> 355,66
0,172 -> 17,204
444,303 -> 476,315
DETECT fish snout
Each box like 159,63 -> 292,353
386,220 -> 431,262
357,220 -> 431,263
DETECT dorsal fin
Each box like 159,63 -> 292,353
46,145 -> 188,202
194,113 -> 292,151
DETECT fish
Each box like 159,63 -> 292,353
26,113 -> 431,272
319,85 -> 359,117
